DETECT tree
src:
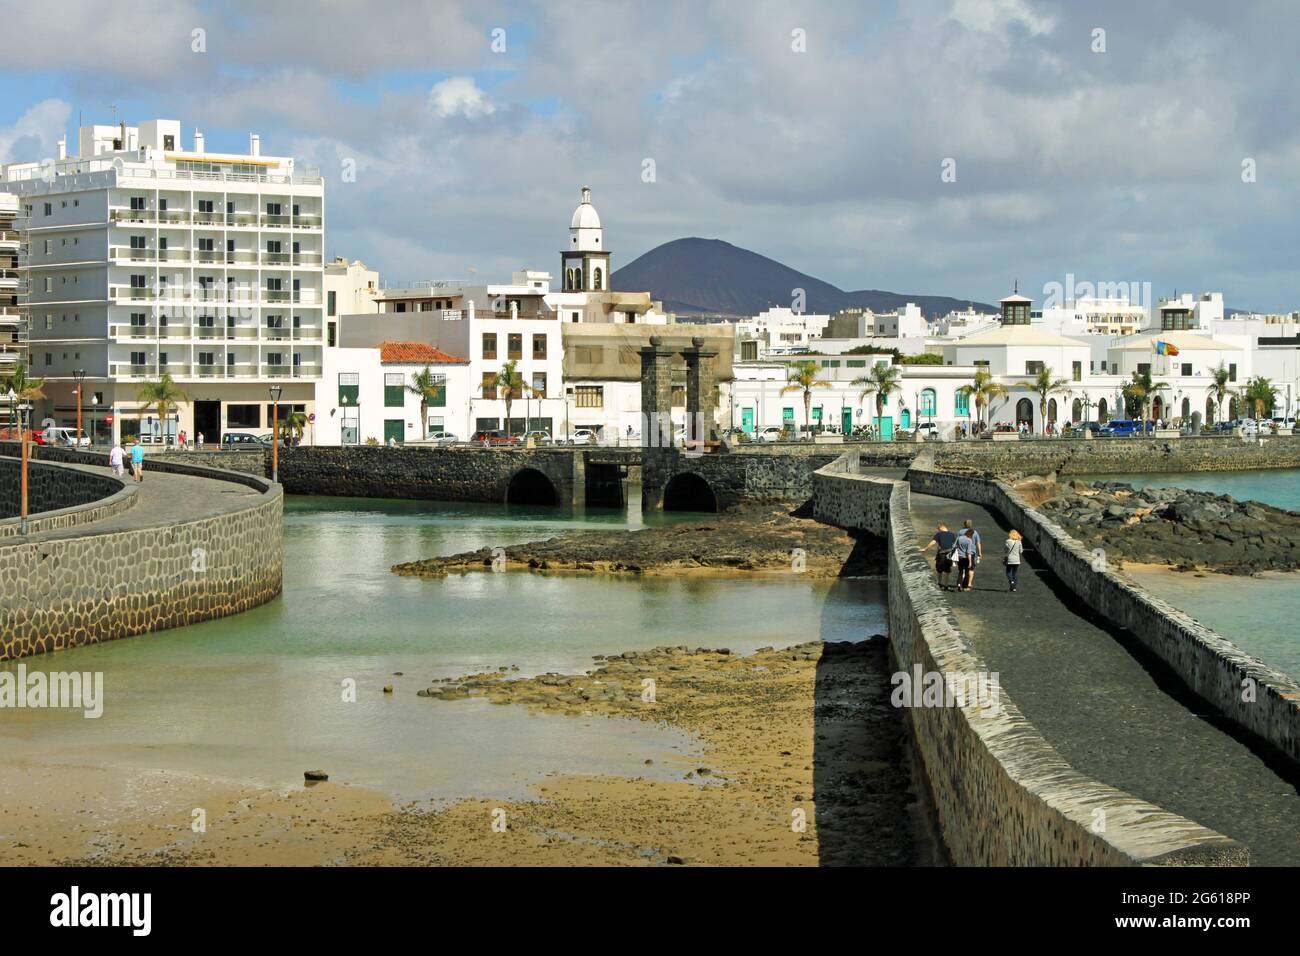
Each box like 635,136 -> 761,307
1208,362 -> 1234,425
2,361 -> 45,437
406,365 -> 444,438
780,360 -> 830,439
851,361 -> 902,439
284,410 -> 309,445
1123,367 -> 1168,425
957,369 -> 1007,432
487,360 -> 531,438
136,373 -> 188,443
1242,376 -> 1276,420
1030,365 -> 1070,435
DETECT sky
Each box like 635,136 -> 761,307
1,0 -> 1296,311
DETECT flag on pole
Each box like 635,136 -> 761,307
1154,340 -> 1180,356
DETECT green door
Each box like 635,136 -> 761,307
742,407 -> 754,433
384,419 -> 404,444
875,416 -> 894,440
841,407 -> 853,434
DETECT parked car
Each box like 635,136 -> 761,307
1098,419 -> 1148,436
755,425 -> 784,442
1066,421 -> 1101,436
427,431 -> 459,446
522,430 -> 552,446
472,429 -> 517,446
222,431 -> 268,448
41,426 -> 90,447
564,428 -> 598,446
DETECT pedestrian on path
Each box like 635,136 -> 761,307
1003,529 -> 1023,592
130,440 -> 145,483
962,519 -> 983,588
109,440 -> 125,478
955,528 -> 978,590
921,522 -> 959,590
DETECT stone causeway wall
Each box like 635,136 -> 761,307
149,449 -> 267,476
812,455 -> 1247,866
0,458 -> 138,539
0,444 -> 282,661
932,434 -> 1300,475
907,464 -> 1300,769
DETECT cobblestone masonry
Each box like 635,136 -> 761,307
0,445 -> 282,661
811,456 -> 1247,866
905,463 -> 1300,768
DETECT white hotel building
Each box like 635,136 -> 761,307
0,118 -> 324,444
0,191 -> 26,420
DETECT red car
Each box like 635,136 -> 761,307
471,429 -> 519,447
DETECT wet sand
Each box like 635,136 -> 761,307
0,641 -> 930,866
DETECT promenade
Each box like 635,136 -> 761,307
908,490 -> 1300,866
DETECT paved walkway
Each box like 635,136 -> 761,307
4,459 -> 264,549
909,490 -> 1300,866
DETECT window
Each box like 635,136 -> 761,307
1228,363 -> 1237,382
384,373 -> 405,407
266,240 -> 281,254
482,333 -> 497,359
265,314 -> 284,328
129,351 -> 145,366
427,373 -> 447,407
1072,361 -> 1082,382
266,202 -> 282,216
508,333 -> 522,360
197,352 -> 215,366
481,372 -> 498,400
593,267 -> 603,291
1181,363 -> 1192,376
130,197 -> 146,211
266,353 -> 283,366
198,199 -> 214,214
574,385 -> 603,408
328,291 -> 336,316
531,372 -> 547,397
130,312 -> 146,327
327,322 -> 337,347
44,352 -> 52,366
43,202 -> 52,216
955,390 -> 970,416
1025,361 -> 1044,375
1137,363 -> 1150,375
130,274 -> 146,289
163,134 -> 175,150
227,404 -> 260,428
920,389 -> 937,416
130,235 -> 146,249
338,373 -> 359,406
198,237 -> 214,252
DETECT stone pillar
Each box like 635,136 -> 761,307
639,334 -> 676,448
682,336 -> 719,444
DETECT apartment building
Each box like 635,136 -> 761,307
0,191 -> 26,421
0,119 -> 324,444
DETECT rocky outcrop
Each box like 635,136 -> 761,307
1036,479 -> 1300,574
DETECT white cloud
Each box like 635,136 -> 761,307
427,77 -> 496,119
0,100 -> 73,164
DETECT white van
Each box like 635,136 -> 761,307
43,426 -> 90,447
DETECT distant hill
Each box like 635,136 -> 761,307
611,237 -> 996,318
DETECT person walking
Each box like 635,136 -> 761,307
1003,529 -> 1024,592
197,431 -> 205,449
962,519 -> 983,588
109,440 -> 125,479
130,440 -> 145,483
955,528 -> 978,591
921,522 -> 959,590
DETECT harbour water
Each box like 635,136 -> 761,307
1092,468 -> 1300,682
0,492 -> 887,805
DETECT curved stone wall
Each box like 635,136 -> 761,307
812,456 -> 1246,866
905,463 -> 1300,768
0,458 -> 138,539
0,446 -> 282,661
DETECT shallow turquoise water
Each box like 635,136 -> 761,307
1,492 -> 886,804
1090,468 -> 1300,681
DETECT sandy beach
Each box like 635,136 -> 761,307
0,640 -> 934,866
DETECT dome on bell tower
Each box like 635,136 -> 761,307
569,185 -> 603,251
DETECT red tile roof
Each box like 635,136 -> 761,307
378,341 -> 467,365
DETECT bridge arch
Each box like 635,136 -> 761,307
662,472 -> 718,513
505,467 -> 559,506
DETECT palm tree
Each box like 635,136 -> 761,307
780,360 -> 830,440
851,361 -> 902,439
957,368 -> 1007,432
1124,367 -> 1169,426
3,361 -> 45,437
1029,365 -> 1071,435
284,410 -> 309,445
406,365 -> 444,439
1242,376 -> 1276,420
136,373 -> 188,444
1208,362 -> 1235,425
486,360 -> 531,438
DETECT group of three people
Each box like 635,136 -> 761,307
922,520 -> 1023,593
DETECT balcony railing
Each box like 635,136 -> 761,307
108,208 -> 323,228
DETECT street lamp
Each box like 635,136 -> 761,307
269,385 -> 282,482
17,399 -> 31,535
73,369 -> 85,449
